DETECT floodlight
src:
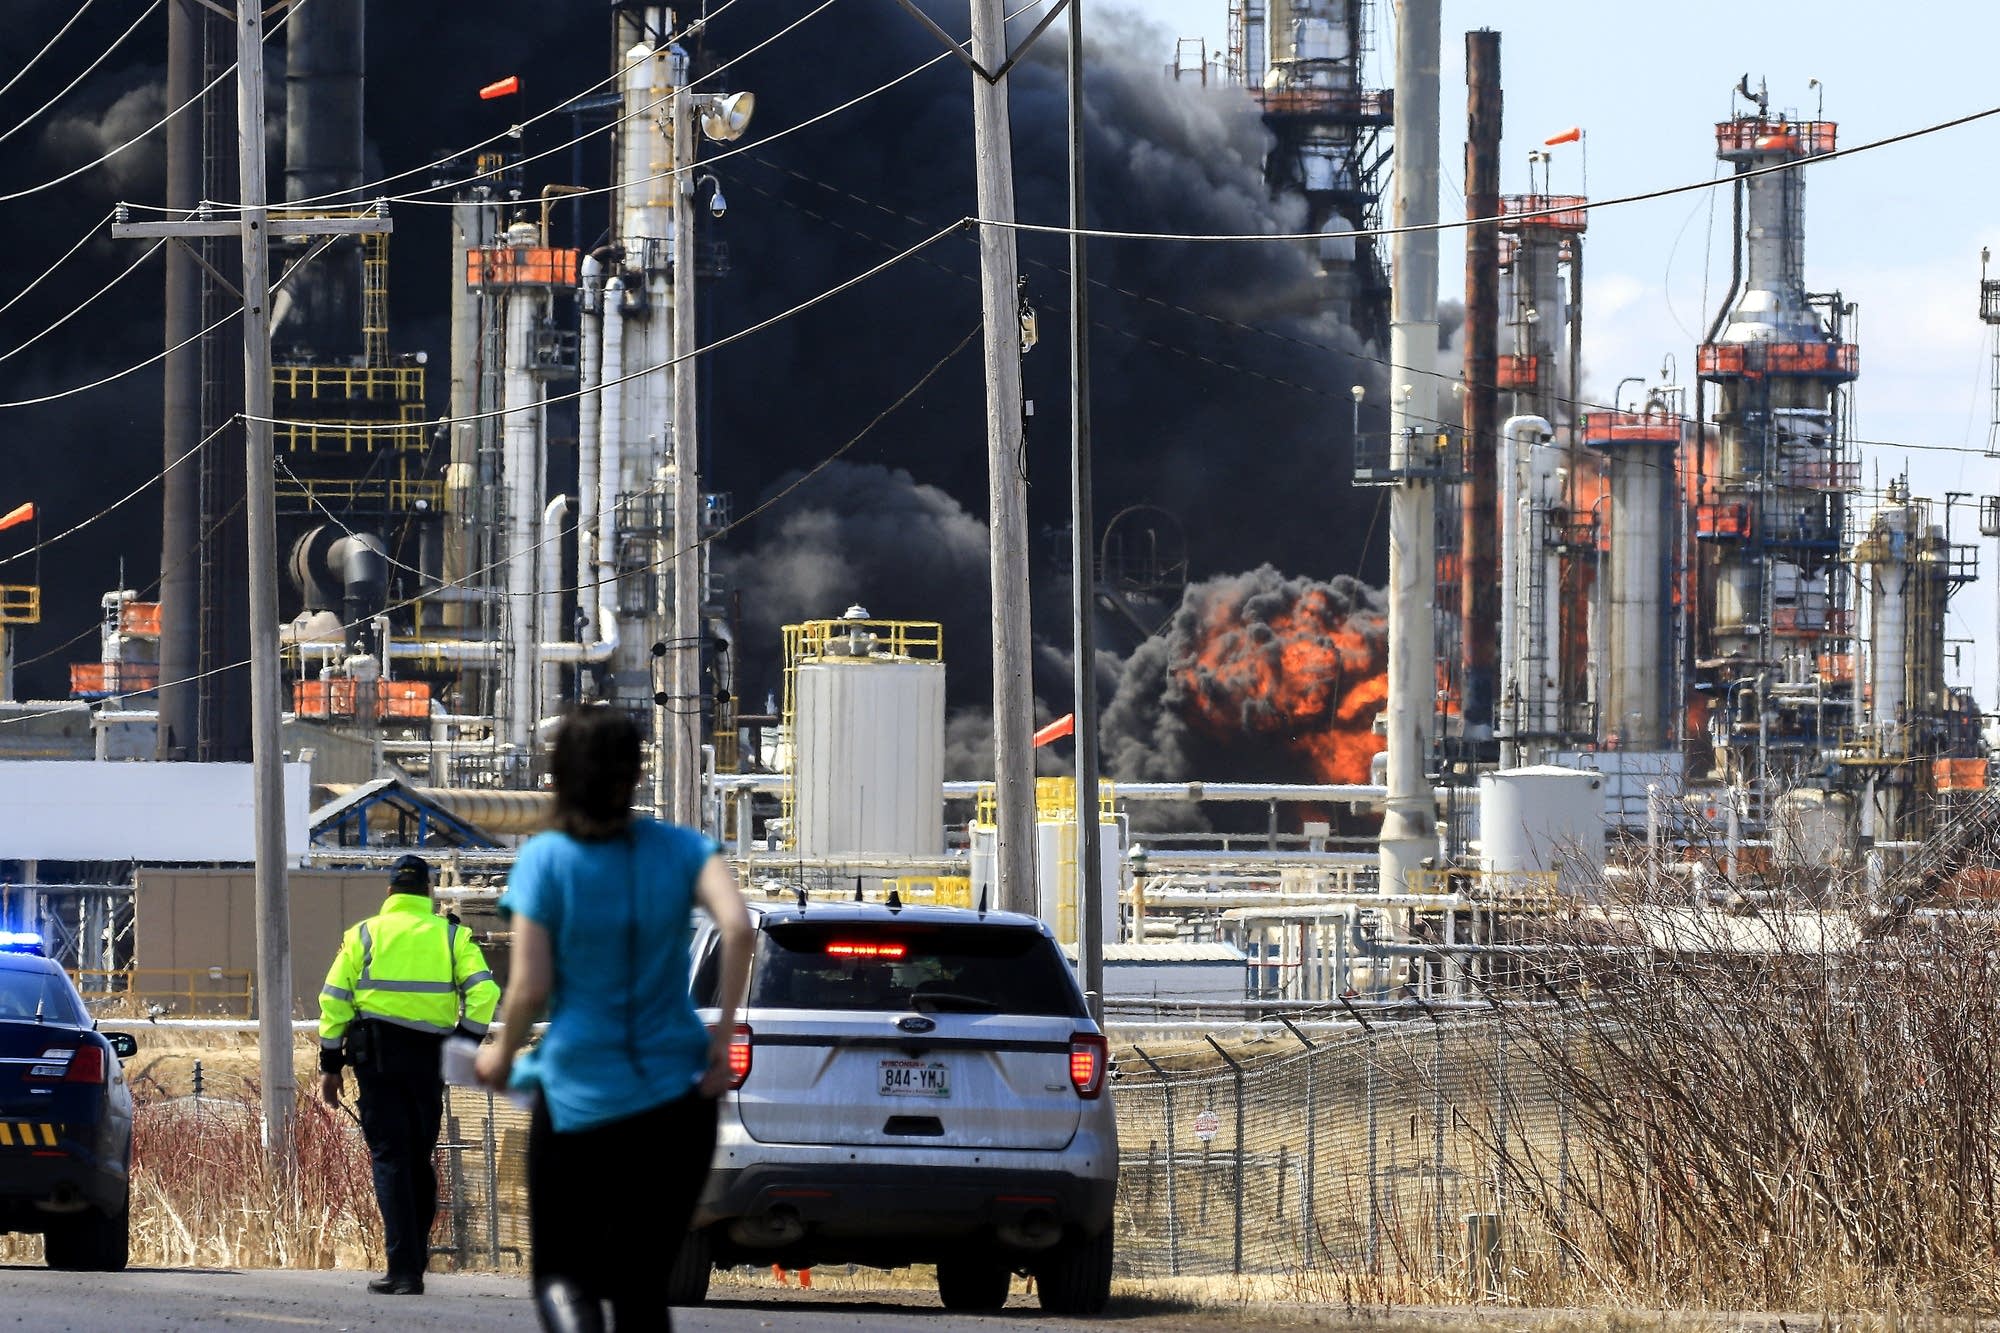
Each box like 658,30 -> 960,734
699,92 -> 756,143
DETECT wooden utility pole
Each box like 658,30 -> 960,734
234,0 -> 291,1167
968,0 -> 1037,915
114,0 -> 391,1169
669,83 -> 703,830
1066,0 -> 1103,1015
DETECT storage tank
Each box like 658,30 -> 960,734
1771,788 -> 1855,870
789,611 -> 945,858
1477,765 -> 1606,894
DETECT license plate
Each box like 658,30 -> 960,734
879,1060 -> 949,1098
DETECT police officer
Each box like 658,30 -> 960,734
318,854 -> 500,1296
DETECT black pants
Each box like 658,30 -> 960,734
529,1090 -> 718,1330
353,1030 -> 446,1280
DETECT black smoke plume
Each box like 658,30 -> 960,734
2,1 -> 1385,783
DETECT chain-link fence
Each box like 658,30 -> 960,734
429,1013 -> 1573,1299
1110,1013 -> 1575,1296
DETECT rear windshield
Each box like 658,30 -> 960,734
0,967 -> 87,1027
749,921 -> 1084,1018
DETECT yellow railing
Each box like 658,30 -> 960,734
884,875 -> 973,908
71,967 -> 255,1018
972,777 -> 1117,828
0,585 -> 40,626
779,618 -> 945,843
1409,868 -> 1561,902
272,364 -> 425,401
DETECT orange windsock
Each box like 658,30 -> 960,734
0,501 -> 33,533
1032,713 -> 1076,747
1544,126 -> 1582,145
479,75 -> 520,101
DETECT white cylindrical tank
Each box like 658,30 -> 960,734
793,653 -> 945,858
1478,766 -> 1606,894
1865,498 -> 1914,755
1771,788 -> 1854,869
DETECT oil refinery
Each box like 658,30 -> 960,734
1,0 -> 1998,1011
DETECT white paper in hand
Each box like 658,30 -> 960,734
441,1036 -> 481,1087
441,1035 -> 534,1109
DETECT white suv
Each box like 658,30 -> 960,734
679,900 -> 1118,1314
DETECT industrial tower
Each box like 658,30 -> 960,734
1693,85 -> 1859,790
1227,0 -> 1392,343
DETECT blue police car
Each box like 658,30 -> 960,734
0,933 -> 138,1270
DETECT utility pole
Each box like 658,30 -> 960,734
1066,0 -> 1103,1017
669,82 -> 703,830
113,0 -> 391,1170
156,0 -> 201,762
968,0 -> 1037,915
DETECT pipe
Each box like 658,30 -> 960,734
540,494 -> 572,712
577,255 -> 604,616
502,288 -> 542,754
599,277 -> 635,700
281,0 -> 364,356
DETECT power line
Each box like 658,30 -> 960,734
243,219 -> 967,433
0,304 -> 237,411
0,210 -> 112,322
0,0 -> 162,148
0,0 -> 305,207
0,319 -> 983,727
0,0 -> 104,102
978,101 -> 2000,246
0,239 -> 161,367
0,420 -> 223,571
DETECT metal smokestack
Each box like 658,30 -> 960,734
282,0 -> 365,360
1459,30 -> 1501,744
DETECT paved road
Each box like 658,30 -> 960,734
0,1267 -> 1262,1332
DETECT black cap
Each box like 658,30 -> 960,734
389,854 -> 432,893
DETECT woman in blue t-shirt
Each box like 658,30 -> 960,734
476,706 -> 752,1331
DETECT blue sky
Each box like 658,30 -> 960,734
1126,0 -> 2000,711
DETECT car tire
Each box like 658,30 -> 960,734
1034,1225 -> 1112,1316
663,1227 -> 712,1306
44,1199 -> 129,1273
936,1256 -> 1011,1311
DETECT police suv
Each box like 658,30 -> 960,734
685,900 -> 1117,1314
0,933 -> 138,1270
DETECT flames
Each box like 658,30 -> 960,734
1171,571 -> 1388,785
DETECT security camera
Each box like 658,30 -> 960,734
709,186 -> 728,219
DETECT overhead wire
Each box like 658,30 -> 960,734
0,317 -> 985,727
0,420 -> 224,571
0,239 -> 162,368
0,210 -> 113,322
124,0 -> 801,219
0,303 -> 238,412
0,0 -> 104,102
0,0 -> 163,149
977,100 -> 2000,246
242,218 -> 968,434
0,0 -> 305,207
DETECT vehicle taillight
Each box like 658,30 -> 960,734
825,941 -> 906,959
727,1023 -> 753,1089
64,1045 -> 105,1085
26,1046 -> 102,1084
1069,1033 -> 1107,1099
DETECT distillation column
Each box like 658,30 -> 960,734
1584,410 -> 1682,748
1244,0 -> 1393,341
1696,100 -> 1857,778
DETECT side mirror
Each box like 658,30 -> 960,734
104,1033 -> 137,1060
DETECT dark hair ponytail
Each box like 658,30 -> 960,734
549,706 -> 643,840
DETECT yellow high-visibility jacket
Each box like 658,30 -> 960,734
318,893 -> 500,1059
